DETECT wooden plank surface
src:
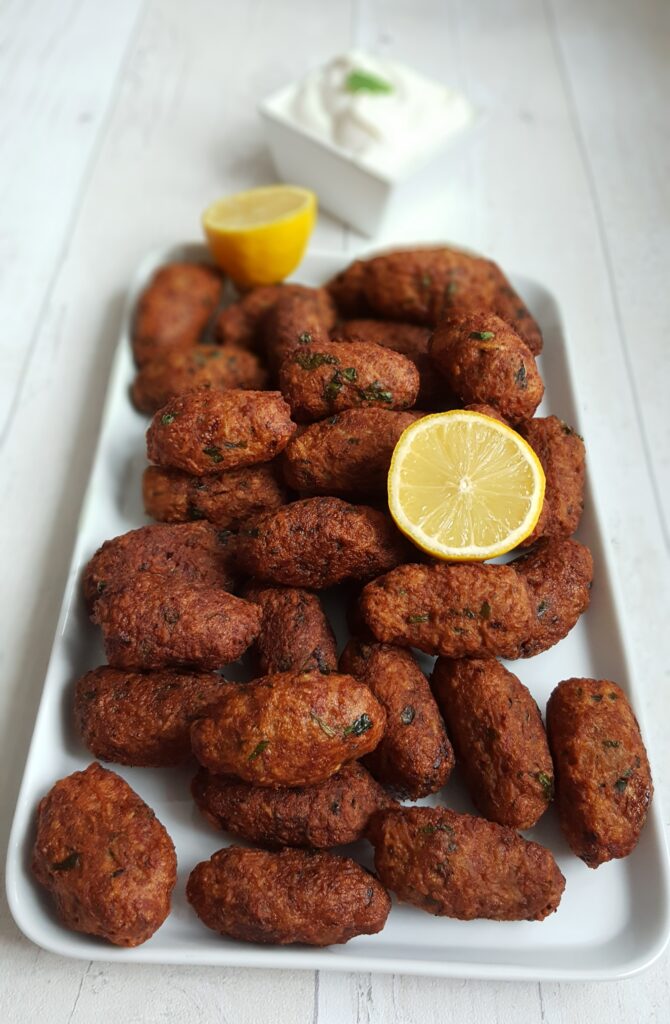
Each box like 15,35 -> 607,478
1,0 -> 668,1021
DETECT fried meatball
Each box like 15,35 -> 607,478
82,522 -> 237,609
430,313 -> 544,424
546,678 -> 652,867
131,346 -> 267,414
340,639 -> 453,798
332,319 -> 448,410
191,670 -> 385,786
431,658 -> 553,828
146,389 -> 296,475
236,497 -> 411,589
186,846 -> 391,946
74,666 -> 233,767
192,762 -> 393,849
513,538 -> 593,657
262,286 -> 338,373
358,248 -> 543,353
92,572 -> 261,671
32,762 -> 176,946
280,408 -> 420,495
142,464 -> 286,529
213,284 -> 333,349
278,340 -> 419,422
359,561 -> 534,659
242,583 -> 337,675
132,262 -> 222,366
463,402 -> 508,423
519,416 -> 586,545
369,806 -> 564,921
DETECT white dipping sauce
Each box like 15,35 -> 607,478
287,51 -> 473,175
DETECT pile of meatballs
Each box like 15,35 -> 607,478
32,247 -> 652,949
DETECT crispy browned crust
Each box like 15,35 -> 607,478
186,846 -> 391,945
339,639 -> 453,798
342,248 -> 542,353
142,464 -> 286,529
326,260 -> 371,317
214,284 -> 335,349
242,583 -> 337,675
278,340 -> 419,422
512,538 -> 593,657
74,666 -> 233,767
332,320 -> 449,409
519,416 -> 586,545
463,402 -> 508,423
359,561 -> 534,658
92,572 -> 261,671
132,262 -> 223,366
131,346 -> 268,413
82,522 -> 238,609
262,287 -> 338,373
32,763 -> 177,946
430,312 -> 544,424
280,408 -> 420,495
236,497 -> 412,589
546,678 -> 652,867
431,658 -> 553,828
369,806 -> 565,921
190,670 -> 386,786
146,388 -> 296,475
191,762 -> 393,849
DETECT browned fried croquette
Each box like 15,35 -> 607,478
192,762 -> 392,848
186,846 -> 391,945
131,346 -> 267,413
236,497 -> 411,589
191,670 -> 385,786
546,678 -> 652,867
32,763 -> 176,946
242,582 -> 337,675
142,464 -> 286,529
74,666 -> 233,766
369,805 -> 564,920
132,262 -> 223,366
146,389 -> 296,475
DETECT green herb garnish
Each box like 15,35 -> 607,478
536,771 -> 554,800
360,380 -> 393,403
602,739 -> 621,749
408,613 -> 429,624
161,412 -> 176,425
515,364 -> 527,388
342,366 -> 358,382
203,445 -> 224,463
469,331 -> 495,341
344,69 -> 394,95
51,852 -> 80,872
479,600 -> 491,620
343,714 -> 373,737
298,331 -> 313,344
400,705 -> 415,725
591,694 -> 603,702
248,740 -> 269,761
537,599 -> 550,617
310,711 -> 337,737
294,351 -> 339,371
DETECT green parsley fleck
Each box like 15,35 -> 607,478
343,714 -> 373,737
469,331 -> 495,341
344,69 -> 394,95
298,331 -> 312,344
400,705 -> 416,725
479,600 -> 492,620
602,739 -> 621,749
591,694 -> 603,702
203,445 -> 224,463
248,740 -> 269,761
407,613 -> 429,624
515,364 -> 528,388
161,412 -> 176,425
294,351 -> 339,371
310,711 -> 337,737
360,380 -> 393,403
536,771 -> 554,800
537,599 -> 550,617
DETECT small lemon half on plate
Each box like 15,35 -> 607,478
202,185 -> 316,288
388,410 -> 545,561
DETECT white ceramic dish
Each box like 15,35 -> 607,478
259,87 -> 475,237
6,245 -> 670,980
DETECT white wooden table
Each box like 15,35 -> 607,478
1,1 -> 669,1020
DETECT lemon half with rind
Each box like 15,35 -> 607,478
202,185 -> 316,288
388,410 -> 545,562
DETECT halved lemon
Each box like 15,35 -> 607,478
202,185 -> 316,288
388,410 -> 545,561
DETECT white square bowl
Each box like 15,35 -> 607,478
259,84 -> 470,237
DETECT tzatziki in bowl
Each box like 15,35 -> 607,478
259,52 -> 474,236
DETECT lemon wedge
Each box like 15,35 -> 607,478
202,185 -> 316,288
387,410 -> 545,561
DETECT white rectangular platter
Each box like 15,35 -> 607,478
6,244 -> 670,980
